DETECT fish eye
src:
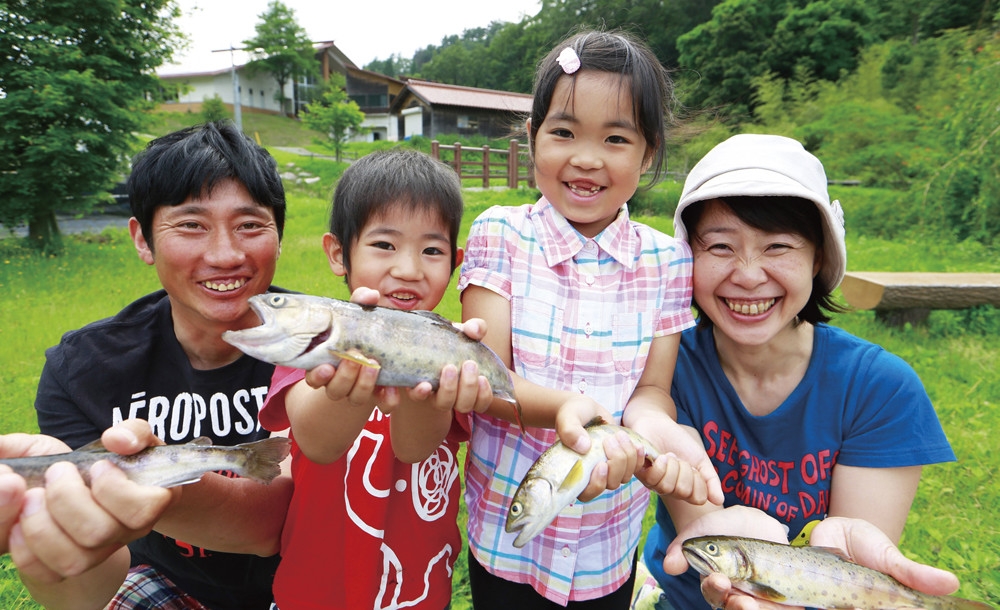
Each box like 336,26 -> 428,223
706,543 -> 718,554
510,502 -> 522,516
268,295 -> 286,307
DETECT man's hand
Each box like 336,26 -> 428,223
5,420 -> 178,584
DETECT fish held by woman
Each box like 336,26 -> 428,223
682,535 -> 994,610
222,293 -> 524,430
0,436 -> 291,488
505,417 -> 659,548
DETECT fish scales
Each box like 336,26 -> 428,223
221,293 -> 523,426
504,418 -> 659,548
0,436 -> 291,489
682,536 -> 994,610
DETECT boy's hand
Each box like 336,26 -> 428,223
5,420 -> 177,584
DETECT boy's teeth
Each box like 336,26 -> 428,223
203,279 -> 246,292
726,298 -> 775,315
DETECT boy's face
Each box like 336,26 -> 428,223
324,204 -> 462,312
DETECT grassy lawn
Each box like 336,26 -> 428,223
0,158 -> 997,607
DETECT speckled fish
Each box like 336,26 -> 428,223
505,417 -> 659,548
222,293 -> 523,429
0,436 -> 291,488
682,536 -> 995,610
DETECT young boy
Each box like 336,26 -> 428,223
259,148 -> 491,609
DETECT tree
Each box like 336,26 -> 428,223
301,74 -> 365,162
0,0 -> 181,251
242,0 -> 316,116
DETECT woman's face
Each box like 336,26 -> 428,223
690,200 -> 821,347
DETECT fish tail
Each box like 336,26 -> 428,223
509,399 -> 526,434
234,437 -> 292,484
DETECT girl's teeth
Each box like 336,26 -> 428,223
726,298 -> 775,315
569,184 -> 601,195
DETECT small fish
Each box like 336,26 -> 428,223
505,417 -> 659,548
0,436 -> 291,488
222,293 -> 523,430
682,535 -> 995,610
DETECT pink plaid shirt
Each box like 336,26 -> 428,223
457,197 -> 695,604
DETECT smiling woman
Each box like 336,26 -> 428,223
643,134 -> 960,610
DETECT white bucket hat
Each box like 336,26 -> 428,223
673,133 -> 847,291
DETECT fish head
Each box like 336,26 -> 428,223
221,293 -> 337,367
682,536 -> 753,581
505,475 -> 559,548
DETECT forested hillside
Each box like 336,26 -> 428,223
366,0 -> 999,245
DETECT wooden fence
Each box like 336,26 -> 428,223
430,140 -> 536,189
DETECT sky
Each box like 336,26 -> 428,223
161,0 -> 542,75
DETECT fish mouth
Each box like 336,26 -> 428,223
681,545 -> 718,577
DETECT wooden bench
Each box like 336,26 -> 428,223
840,272 -> 1000,325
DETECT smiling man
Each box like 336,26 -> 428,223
31,121 -> 291,610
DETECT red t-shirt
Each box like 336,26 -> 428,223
261,366 -> 469,610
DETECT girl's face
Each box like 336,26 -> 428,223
691,200 -> 821,347
531,70 -> 650,238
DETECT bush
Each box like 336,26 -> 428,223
200,95 -> 229,123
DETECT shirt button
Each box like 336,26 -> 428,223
561,547 -> 571,558
584,322 -> 592,337
585,275 -> 595,285
578,379 -> 587,392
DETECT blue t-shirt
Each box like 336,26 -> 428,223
643,323 -> 955,610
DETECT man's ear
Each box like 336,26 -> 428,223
322,232 -> 348,277
129,218 -> 155,266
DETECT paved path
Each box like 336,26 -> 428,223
3,213 -> 130,239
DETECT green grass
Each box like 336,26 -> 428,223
1,167 -> 998,607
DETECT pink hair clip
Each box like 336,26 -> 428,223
556,47 -> 581,74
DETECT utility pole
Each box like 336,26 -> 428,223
212,46 -> 243,130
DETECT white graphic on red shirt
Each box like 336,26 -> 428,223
344,413 -> 456,609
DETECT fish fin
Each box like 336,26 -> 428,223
739,583 -> 787,603
583,416 -> 607,428
805,545 -> 854,562
77,439 -> 109,452
507,399 -> 526,435
558,459 -> 586,493
188,437 -> 213,446
235,437 -> 292,484
329,349 -> 381,369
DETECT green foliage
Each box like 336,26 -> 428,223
241,0 -> 316,114
1,204 -> 998,607
300,74 -> 366,162
199,95 -> 229,123
0,0 -> 182,251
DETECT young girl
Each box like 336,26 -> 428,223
459,30 -> 723,608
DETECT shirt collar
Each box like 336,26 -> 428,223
531,197 -> 638,270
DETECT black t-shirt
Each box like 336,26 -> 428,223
36,289 -> 285,610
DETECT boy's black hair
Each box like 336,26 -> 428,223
329,148 -> 464,273
681,196 -> 847,328
127,121 -> 286,250
529,29 -> 674,186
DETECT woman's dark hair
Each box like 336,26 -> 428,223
681,196 -> 847,327
127,121 -> 286,250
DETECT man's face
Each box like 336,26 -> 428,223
130,178 -> 281,337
